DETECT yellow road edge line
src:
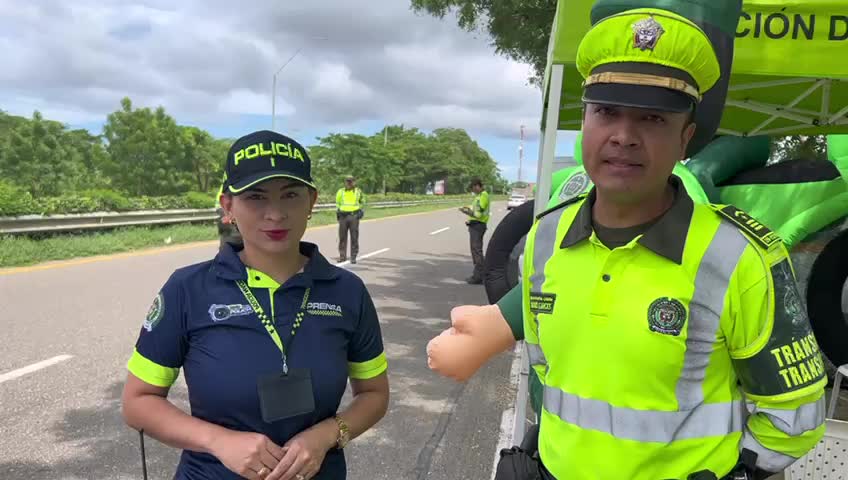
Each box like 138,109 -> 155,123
0,204 -> 470,276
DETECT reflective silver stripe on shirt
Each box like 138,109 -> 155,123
527,343 -> 547,366
741,430 -> 799,471
753,396 -> 826,436
676,221 -> 750,411
528,208 -> 567,360
543,385 -> 746,442
540,215 -> 756,443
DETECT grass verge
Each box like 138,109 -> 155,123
0,200 -> 472,268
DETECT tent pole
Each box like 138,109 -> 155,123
821,80 -> 832,120
534,63 -> 564,218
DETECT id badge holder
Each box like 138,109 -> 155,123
256,368 -> 316,423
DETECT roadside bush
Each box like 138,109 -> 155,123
0,181 -> 38,216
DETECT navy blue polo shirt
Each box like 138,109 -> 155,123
127,242 -> 387,479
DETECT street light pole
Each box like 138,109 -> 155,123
271,47 -> 303,132
271,37 -> 328,131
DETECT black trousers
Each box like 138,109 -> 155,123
338,212 -> 360,259
494,425 -> 554,480
468,221 -> 487,280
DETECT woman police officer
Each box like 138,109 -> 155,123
121,130 -> 390,480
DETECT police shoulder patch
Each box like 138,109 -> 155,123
712,204 -> 781,250
536,194 -> 587,221
143,292 -> 164,332
558,172 -> 593,202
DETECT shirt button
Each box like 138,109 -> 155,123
602,274 -> 611,282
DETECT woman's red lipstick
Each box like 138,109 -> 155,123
262,229 -> 289,241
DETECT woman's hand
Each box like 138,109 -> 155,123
209,430 -> 285,479
267,422 -> 337,480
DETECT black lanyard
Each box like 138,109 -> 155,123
236,281 -> 310,375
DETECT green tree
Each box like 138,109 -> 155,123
0,111 -> 88,196
179,126 -> 228,192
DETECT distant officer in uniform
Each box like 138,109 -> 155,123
428,8 -> 827,480
336,175 -> 364,264
460,177 -> 490,284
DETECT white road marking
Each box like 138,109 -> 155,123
335,248 -> 391,267
491,343 -> 523,480
429,227 -> 450,235
0,355 -> 74,384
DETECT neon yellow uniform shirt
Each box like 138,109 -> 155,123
522,177 -> 826,479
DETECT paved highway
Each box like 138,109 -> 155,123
0,203 -> 519,480
3,202 -> 845,480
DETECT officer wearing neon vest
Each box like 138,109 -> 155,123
460,177 -> 491,284
121,130 -> 389,480
335,175 -> 365,264
428,8 -> 827,480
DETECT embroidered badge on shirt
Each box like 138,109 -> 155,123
647,297 -> 687,336
208,304 -> 254,322
633,16 -> 665,51
143,292 -> 164,332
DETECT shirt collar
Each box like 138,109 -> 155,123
560,175 -> 694,264
212,241 -> 339,285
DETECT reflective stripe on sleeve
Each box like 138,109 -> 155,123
348,352 -> 388,380
755,396 -> 826,436
127,348 -> 179,388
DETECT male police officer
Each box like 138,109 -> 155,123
432,7 -> 827,480
336,175 -> 365,263
460,177 -> 491,284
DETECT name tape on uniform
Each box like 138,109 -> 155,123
529,293 -> 557,314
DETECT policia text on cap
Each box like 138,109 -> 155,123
426,8 -> 827,480
121,130 -> 389,480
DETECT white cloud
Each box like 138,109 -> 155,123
218,89 -> 292,117
0,0 -> 544,139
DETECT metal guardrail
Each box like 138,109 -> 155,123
0,199 -> 462,235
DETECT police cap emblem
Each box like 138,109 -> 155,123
633,16 -> 665,51
647,297 -> 686,336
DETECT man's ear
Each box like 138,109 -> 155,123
681,122 -> 697,158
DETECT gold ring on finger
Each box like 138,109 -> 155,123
257,467 -> 270,478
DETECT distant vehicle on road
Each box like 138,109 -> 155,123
507,194 -> 527,210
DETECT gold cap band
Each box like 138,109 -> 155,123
583,71 -> 701,102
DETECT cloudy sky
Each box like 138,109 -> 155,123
0,0 -> 578,182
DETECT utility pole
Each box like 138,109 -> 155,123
271,37 -> 327,131
382,127 -> 388,194
518,124 -> 525,183
271,48 -> 303,131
